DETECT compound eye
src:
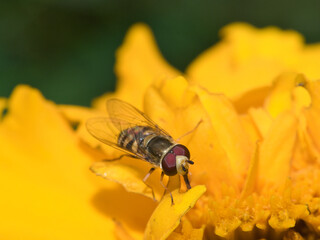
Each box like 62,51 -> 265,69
162,153 -> 177,176
172,145 -> 190,159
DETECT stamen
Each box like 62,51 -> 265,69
182,165 -> 186,172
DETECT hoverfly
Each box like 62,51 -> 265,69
86,99 -> 195,204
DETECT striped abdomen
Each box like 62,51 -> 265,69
117,126 -> 155,154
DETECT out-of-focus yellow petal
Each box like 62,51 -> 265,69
265,73 -> 309,118
59,104 -> 102,123
187,23 -> 306,101
0,97 -> 7,119
258,112 -> 298,190
114,220 -> 135,240
94,23 -> 180,110
144,185 -> 206,240
0,85 -> 117,239
298,43 -> 320,79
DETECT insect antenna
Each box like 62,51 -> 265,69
187,160 -> 194,164
176,119 -> 203,142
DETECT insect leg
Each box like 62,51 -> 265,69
143,167 -> 156,201
102,154 -> 139,162
176,119 -> 203,142
183,173 -> 192,190
160,171 -> 174,205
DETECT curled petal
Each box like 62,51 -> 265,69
90,158 -> 164,201
144,185 -> 206,240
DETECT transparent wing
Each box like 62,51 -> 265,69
107,98 -> 172,138
86,117 -> 146,159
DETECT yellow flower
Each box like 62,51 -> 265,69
2,22 -> 320,240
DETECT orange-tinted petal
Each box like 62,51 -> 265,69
94,23 -> 180,110
144,185 -> 206,240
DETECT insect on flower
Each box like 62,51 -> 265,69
86,99 -> 196,204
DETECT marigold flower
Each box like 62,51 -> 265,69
1,23 -> 320,240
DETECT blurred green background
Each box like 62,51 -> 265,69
1,0 -> 320,106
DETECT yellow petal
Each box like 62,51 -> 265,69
144,77 -> 241,196
59,104 -> 102,123
90,158 -> 164,201
187,23 -> 304,100
265,73 -> 309,118
297,43 -> 320,79
239,114 -> 261,145
114,220 -> 135,240
0,85 -> 117,239
193,86 -> 254,185
143,84 -> 176,134
94,23 -> 180,111
144,185 -> 206,240
258,112 -> 298,190
167,218 -> 205,240
304,80 -> 320,153
248,107 -> 272,138
241,142 -> 260,199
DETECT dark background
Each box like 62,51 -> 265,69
1,0 -> 320,106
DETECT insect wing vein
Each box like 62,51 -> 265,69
107,99 -> 172,139
86,117 -> 145,159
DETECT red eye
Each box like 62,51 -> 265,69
172,145 -> 190,158
162,153 -> 177,176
